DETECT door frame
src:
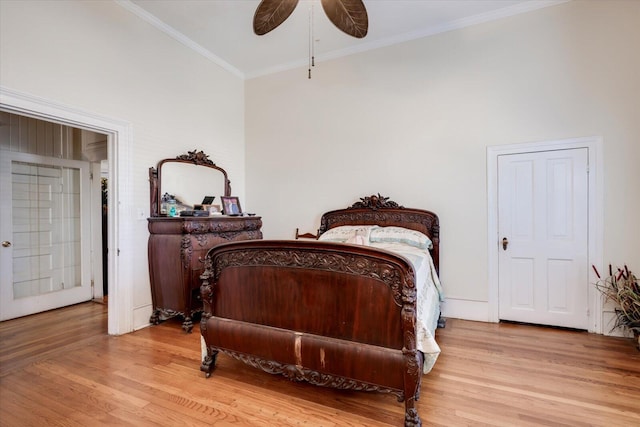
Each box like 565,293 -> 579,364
1,86 -> 134,335
90,161 -> 105,301
487,136 -> 604,333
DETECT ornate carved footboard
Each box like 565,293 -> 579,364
200,240 -> 424,427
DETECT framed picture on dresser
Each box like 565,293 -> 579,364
221,196 -> 242,216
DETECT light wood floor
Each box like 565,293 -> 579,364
1,302 -> 639,426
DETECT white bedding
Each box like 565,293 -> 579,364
369,241 -> 442,374
319,225 -> 443,374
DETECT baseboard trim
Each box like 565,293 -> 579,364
441,298 -> 491,323
133,304 -> 153,331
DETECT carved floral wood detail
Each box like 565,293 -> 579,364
319,210 -> 438,239
349,193 -> 402,210
203,347 -> 405,400
209,247 -> 416,308
180,236 -> 192,270
182,219 -> 262,234
175,150 -> 218,166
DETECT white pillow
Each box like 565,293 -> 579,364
318,225 -> 377,243
369,226 -> 432,250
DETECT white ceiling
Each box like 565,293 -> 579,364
119,0 -> 567,79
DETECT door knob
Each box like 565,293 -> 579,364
502,237 -> 509,250
2,241 -> 11,248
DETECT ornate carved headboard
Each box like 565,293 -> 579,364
318,194 -> 440,272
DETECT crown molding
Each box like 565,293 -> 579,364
115,0 -> 245,79
245,0 -> 570,79
116,0 -> 569,80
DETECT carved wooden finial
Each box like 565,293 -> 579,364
176,150 -> 216,166
349,193 -> 402,210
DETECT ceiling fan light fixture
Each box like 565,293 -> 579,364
253,0 -> 368,78
253,0 -> 368,38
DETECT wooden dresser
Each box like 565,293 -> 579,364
147,149 -> 262,332
148,215 -> 262,332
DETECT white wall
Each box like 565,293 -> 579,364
0,0 -> 246,330
246,1 -> 640,317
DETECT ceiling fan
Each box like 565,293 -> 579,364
253,0 -> 368,39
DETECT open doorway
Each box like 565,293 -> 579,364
0,111 -> 108,319
1,87 -> 133,335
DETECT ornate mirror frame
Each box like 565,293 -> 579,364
148,150 -> 231,217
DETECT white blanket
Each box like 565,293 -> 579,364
368,242 -> 443,374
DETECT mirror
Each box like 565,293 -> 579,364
149,150 -> 231,217
161,162 -> 227,208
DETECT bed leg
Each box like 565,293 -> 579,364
404,405 -> 422,426
181,316 -> 194,333
200,350 -> 218,378
403,349 -> 422,426
437,315 -> 446,328
149,309 -> 160,325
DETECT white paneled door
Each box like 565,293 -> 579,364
0,152 -> 92,321
498,148 -> 589,329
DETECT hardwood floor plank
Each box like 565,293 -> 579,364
1,302 -> 639,426
0,385 -> 81,427
2,371 -> 126,427
436,353 -> 639,410
438,372 -> 639,421
36,360 -> 150,408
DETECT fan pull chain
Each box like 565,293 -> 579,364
308,2 -> 315,79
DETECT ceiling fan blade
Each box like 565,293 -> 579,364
253,0 -> 299,36
321,0 -> 368,39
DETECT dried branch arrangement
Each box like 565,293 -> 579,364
593,264 -> 640,347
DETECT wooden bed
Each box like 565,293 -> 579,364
199,195 -> 441,426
